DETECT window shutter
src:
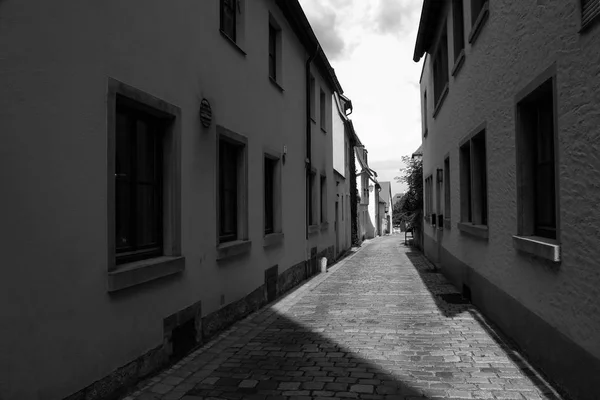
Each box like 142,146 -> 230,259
582,0 -> 600,28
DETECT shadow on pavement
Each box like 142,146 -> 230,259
186,309 -> 448,399
403,247 -> 566,400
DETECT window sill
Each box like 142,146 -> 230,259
269,76 -> 284,92
263,232 -> 284,248
457,222 -> 489,240
451,49 -> 465,77
107,256 -> 185,293
444,217 -> 451,230
513,235 -> 561,263
580,12 -> 600,33
320,126 -> 327,134
432,83 -> 449,118
217,240 -> 252,261
220,30 -> 247,56
468,2 -> 489,45
423,128 -> 428,138
310,117 -> 316,124
308,224 -> 320,235
320,221 -> 329,231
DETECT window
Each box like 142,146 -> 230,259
107,78 -> 183,292
220,0 -> 237,41
310,75 -> 316,120
115,104 -> 164,264
432,24 -> 449,110
268,23 -> 277,81
468,0 -> 489,44
460,130 -> 487,226
471,0 -> 486,26
425,176 -> 433,218
581,0 -> 600,30
308,171 -> 317,225
452,0 -> 465,63
320,175 -> 327,223
444,157 -> 451,223
264,157 -> 276,235
268,16 -> 282,86
516,78 -> 557,239
423,91 -> 428,136
218,127 -> 248,244
320,89 -> 327,131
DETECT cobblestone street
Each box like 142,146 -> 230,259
124,236 -> 565,400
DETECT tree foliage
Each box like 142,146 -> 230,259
393,156 -> 423,230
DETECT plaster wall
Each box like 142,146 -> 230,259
0,0 -> 334,398
420,0 -> 600,372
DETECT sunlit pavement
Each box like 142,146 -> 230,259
123,236 -> 565,400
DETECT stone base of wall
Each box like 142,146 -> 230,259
423,243 -> 600,400
67,255 -> 323,400
64,345 -> 167,400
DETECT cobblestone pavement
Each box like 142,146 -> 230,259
124,236 -> 565,400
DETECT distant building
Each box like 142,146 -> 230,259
413,0 -> 600,398
379,181 -> 393,234
393,192 -> 405,206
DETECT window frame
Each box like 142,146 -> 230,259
320,88 -> 327,132
216,125 -> 249,248
106,78 -> 184,292
115,103 -> 164,265
423,90 -> 428,137
451,0 -> 466,76
458,123 -> 489,238
220,0 -> 237,41
444,156 -> 451,228
432,22 -> 449,116
515,66 -> 560,242
580,0 -> 600,31
468,0 -> 489,45
268,14 -> 283,88
309,74 -> 316,122
320,174 -> 327,224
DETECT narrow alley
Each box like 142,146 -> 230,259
124,236 -> 564,400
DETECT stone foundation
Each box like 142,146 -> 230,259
66,254 -> 326,400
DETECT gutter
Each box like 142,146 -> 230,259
305,43 -> 320,239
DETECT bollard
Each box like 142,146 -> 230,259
321,257 -> 327,273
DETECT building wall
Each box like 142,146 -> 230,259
420,1 -> 600,397
0,0 -> 336,398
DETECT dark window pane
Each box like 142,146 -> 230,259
534,93 -> 556,238
116,180 -> 131,251
264,158 -> 275,234
220,140 -> 239,241
221,0 -> 236,40
136,183 -> 159,247
269,25 -> 277,80
115,102 -> 163,263
453,0 -> 465,60
471,0 -> 485,25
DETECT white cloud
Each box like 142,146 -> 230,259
299,0 -> 424,195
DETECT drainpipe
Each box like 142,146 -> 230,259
305,43 -> 320,239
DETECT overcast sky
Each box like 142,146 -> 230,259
298,0 -> 424,196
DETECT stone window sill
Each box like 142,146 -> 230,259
320,127 -> 327,134
423,128 -> 428,138
310,117 -> 316,124
457,222 -> 488,240
320,221 -> 329,231
217,240 -> 252,261
468,2 -> 489,45
220,30 -> 247,56
269,76 -> 284,92
513,235 -> 561,263
451,49 -> 465,77
263,232 -> 284,248
308,224 -> 320,235
108,256 -> 185,292
432,83 -> 449,118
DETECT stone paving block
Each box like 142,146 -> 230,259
124,238 -> 564,400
